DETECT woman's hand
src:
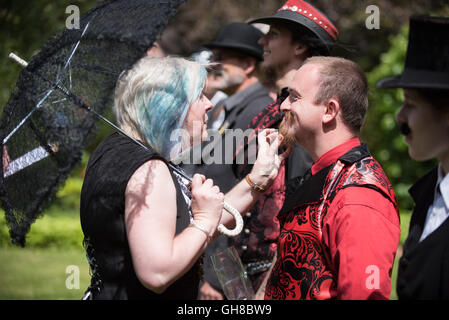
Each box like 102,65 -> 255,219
249,129 -> 291,190
190,174 -> 224,236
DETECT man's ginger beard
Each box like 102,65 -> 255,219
279,111 -> 299,148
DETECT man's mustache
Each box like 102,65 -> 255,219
399,123 -> 411,136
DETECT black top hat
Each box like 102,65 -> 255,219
377,16 -> 449,90
248,0 -> 338,55
203,22 -> 264,61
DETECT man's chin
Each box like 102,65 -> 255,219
279,126 -> 298,149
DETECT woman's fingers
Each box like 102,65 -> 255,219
191,173 -> 203,190
279,146 -> 292,163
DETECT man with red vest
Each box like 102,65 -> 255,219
264,56 -> 400,300
232,0 -> 339,294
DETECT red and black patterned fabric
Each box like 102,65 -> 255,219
231,89 -> 289,289
265,144 -> 399,300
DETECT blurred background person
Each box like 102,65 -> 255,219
185,22 -> 273,300
190,49 -> 228,108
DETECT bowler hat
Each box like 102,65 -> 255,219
377,16 -> 449,90
203,23 -> 264,61
248,0 -> 338,55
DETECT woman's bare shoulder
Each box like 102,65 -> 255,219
126,158 -> 175,196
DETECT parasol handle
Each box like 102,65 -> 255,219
220,202 -> 243,237
9,53 -> 28,68
7,52 -> 244,238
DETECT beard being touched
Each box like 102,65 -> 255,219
279,111 -> 298,149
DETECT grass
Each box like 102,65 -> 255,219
0,246 -> 90,300
390,211 -> 411,300
0,203 -> 411,300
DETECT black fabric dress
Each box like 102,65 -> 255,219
80,133 -> 201,300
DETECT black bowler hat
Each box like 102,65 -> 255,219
377,16 -> 449,90
203,22 -> 264,61
248,0 -> 338,55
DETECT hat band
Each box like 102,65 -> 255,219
274,10 -> 337,41
400,68 -> 449,89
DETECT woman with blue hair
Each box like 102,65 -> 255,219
80,56 -> 288,299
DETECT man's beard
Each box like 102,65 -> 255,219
279,112 -> 299,148
215,69 -> 245,90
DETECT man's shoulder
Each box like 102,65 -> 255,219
330,185 -> 400,228
339,155 -> 398,207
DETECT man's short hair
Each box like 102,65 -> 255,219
307,56 -> 369,133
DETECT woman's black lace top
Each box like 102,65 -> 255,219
80,133 -> 200,299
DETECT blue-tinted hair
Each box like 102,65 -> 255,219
114,56 -> 207,158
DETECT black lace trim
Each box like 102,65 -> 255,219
82,237 -> 103,297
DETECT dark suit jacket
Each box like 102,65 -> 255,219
397,167 -> 449,299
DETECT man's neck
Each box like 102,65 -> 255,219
308,130 -> 358,162
275,59 -> 306,93
276,68 -> 297,93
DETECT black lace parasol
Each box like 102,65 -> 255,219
0,0 -> 187,246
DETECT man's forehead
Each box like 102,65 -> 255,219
268,23 -> 292,34
290,63 -> 321,91
296,63 -> 321,80
403,89 -> 426,103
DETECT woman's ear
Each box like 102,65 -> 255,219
322,98 -> 340,124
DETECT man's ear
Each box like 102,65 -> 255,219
242,57 -> 257,76
294,42 -> 309,57
323,98 -> 340,124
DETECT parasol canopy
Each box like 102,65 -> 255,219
0,0 -> 187,246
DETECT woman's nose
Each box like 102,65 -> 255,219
205,97 -> 214,112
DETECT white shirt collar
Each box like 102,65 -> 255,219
437,163 -> 449,210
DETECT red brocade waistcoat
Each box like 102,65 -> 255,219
265,143 -> 398,300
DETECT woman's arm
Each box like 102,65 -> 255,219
218,130 -> 290,234
124,159 -> 222,293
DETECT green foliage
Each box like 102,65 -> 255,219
362,25 -> 436,211
0,208 -> 84,249
0,0 -> 96,109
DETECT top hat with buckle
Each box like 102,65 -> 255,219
377,16 -> 449,90
203,22 -> 264,61
248,0 -> 338,55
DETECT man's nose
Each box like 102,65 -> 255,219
280,98 -> 290,112
258,34 -> 267,46
395,105 -> 406,124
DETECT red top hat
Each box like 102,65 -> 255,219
249,0 -> 338,54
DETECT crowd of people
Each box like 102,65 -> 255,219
79,0 -> 449,300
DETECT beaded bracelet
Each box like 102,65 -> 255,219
245,174 -> 266,193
